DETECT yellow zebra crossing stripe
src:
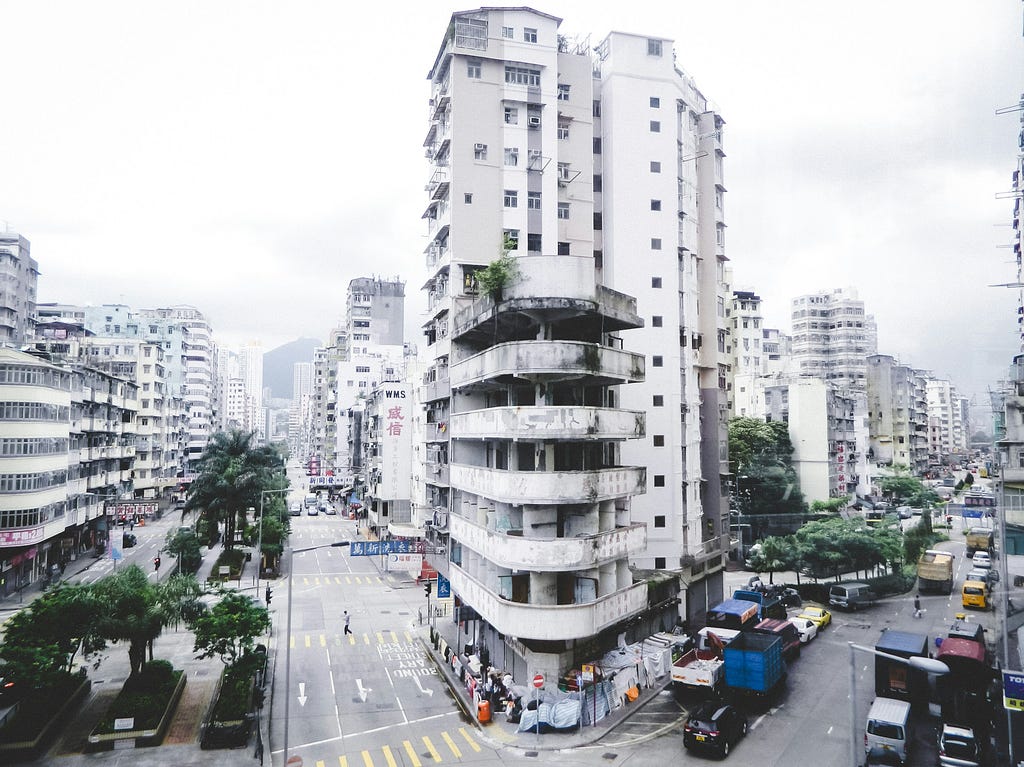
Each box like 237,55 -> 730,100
458,727 -> 481,752
338,756 -> 347,767
402,740 -> 422,767
441,731 -> 461,758
361,751 -> 374,767
320,634 -> 327,647
422,735 -> 442,763
382,745 -> 398,767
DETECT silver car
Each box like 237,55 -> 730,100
937,723 -> 981,766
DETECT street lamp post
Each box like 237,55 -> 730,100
848,642 -> 949,767
282,540 -> 349,767
257,488 -> 290,603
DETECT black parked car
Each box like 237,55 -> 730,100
683,701 -> 748,758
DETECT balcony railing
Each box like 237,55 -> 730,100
449,564 -> 647,641
450,406 -> 644,441
450,341 -> 644,390
449,464 -> 645,505
450,515 -> 645,570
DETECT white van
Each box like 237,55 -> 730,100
304,493 -> 318,508
829,581 -> 874,611
865,697 -> 912,765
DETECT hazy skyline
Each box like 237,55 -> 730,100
1,1 -> 1021,405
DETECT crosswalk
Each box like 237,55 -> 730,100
289,629 -> 415,648
311,727 -> 484,767
297,574 -> 386,586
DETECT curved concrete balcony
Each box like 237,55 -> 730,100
450,515 -> 646,570
449,564 -> 648,641
451,341 -> 644,390
450,406 -> 644,441
449,464 -> 645,505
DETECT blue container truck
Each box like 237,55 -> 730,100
722,631 -> 785,698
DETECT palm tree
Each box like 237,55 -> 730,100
187,429 -> 285,550
91,566 -> 204,677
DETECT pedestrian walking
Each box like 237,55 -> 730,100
344,610 -> 352,635
913,594 -> 922,618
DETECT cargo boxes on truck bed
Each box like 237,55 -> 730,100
706,599 -> 761,632
722,631 -> 785,697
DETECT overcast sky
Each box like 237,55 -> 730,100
1,1 -> 1021,407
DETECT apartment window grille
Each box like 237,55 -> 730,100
503,190 -> 518,208
504,147 -> 519,166
654,476 -> 666,488
557,125 -> 570,140
467,60 -> 482,79
557,202 -> 569,219
524,27 -> 537,43
653,435 -> 665,446
502,26 -> 513,39
652,355 -> 663,367
652,315 -> 663,327
504,65 -> 541,86
527,233 -> 541,252
648,39 -> 663,56
593,100 -> 601,117
593,137 -> 602,154
652,395 -> 664,406
464,193 -> 473,204
557,83 -> 570,101
504,106 -> 518,124
528,191 -> 541,209
593,174 -> 602,191
651,238 -> 662,250
474,143 -> 487,160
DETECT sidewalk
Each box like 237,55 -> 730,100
416,614 -> 675,751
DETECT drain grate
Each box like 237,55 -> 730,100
524,751 -> 538,758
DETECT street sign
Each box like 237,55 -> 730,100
437,573 -> 451,598
533,673 -> 544,689
1003,669 -> 1024,710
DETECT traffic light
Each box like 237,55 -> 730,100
424,580 -> 432,596
265,585 -> 272,604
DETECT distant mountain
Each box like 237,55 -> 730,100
263,338 -> 321,400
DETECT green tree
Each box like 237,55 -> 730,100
746,535 -> 793,583
793,517 -> 898,581
810,498 -> 848,513
91,566 -> 204,677
191,590 -> 270,670
187,429 -> 286,551
728,417 -> 807,520
165,528 -> 203,574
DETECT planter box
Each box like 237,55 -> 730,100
200,666 -> 255,750
0,677 -> 91,762
85,671 -> 187,752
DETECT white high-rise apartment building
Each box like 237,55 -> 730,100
0,229 -> 39,346
791,288 -> 878,388
420,7 -> 737,678
927,379 -> 969,461
595,29 -> 731,613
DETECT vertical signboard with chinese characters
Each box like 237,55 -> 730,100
381,383 -> 412,500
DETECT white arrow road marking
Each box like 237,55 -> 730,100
414,676 -> 434,697
298,681 -> 307,706
357,679 -> 371,702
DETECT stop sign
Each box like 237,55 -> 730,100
532,673 -> 544,688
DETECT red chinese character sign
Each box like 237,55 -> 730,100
380,384 -> 412,500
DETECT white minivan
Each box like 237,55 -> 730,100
865,697 -> 912,765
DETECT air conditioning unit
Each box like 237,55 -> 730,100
474,143 -> 486,151
528,116 -> 541,127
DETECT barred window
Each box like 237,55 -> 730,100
504,65 -> 541,87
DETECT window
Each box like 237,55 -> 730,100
502,26 -> 513,38
503,229 -> 519,249
593,174 -> 602,191
651,199 -> 661,211
652,395 -> 664,406
557,202 -> 569,219
650,161 -> 661,173
467,60 -> 481,78
528,191 -> 541,209
650,120 -> 661,133
651,277 -> 662,288
593,100 -> 601,117
557,242 -> 570,255
648,39 -> 662,56
652,355 -> 663,367
653,435 -> 665,446
654,557 -> 666,569
593,137 -> 602,153
654,476 -> 666,488
527,233 -> 542,252
504,106 -> 518,124
557,125 -> 570,140
557,83 -> 570,100
503,190 -> 518,208
651,238 -> 662,250
593,212 -> 602,230
474,143 -> 487,160
650,96 -> 660,108
524,27 -> 537,43
504,65 -> 541,86
464,193 -> 473,204
652,315 -> 663,327
504,147 -> 519,166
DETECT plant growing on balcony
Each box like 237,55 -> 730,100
476,250 -> 518,301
